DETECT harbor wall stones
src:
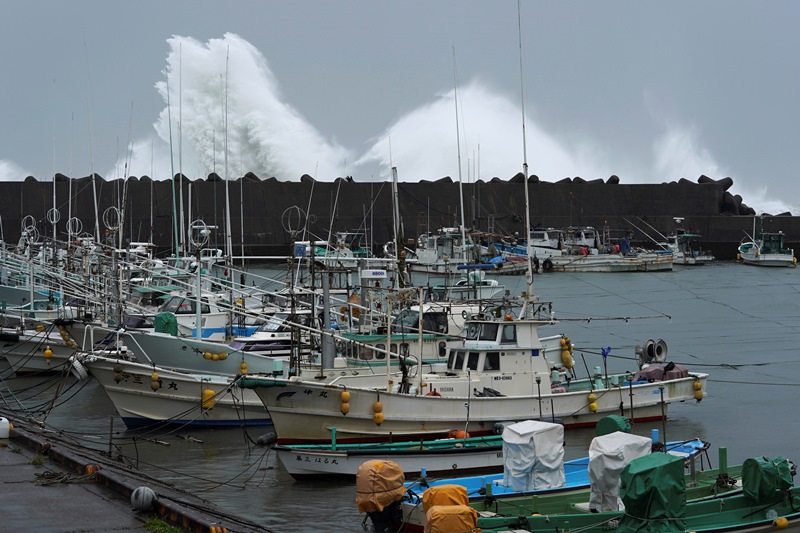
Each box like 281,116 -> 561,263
1,173 -> 796,261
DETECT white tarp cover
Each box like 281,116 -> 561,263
502,420 -> 566,492
588,431 -> 652,512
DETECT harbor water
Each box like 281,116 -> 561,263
2,261 -> 799,532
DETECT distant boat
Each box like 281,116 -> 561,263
738,230 -> 796,268
542,226 -> 674,273
665,230 -> 715,266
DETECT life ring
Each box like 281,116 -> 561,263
542,258 -> 553,272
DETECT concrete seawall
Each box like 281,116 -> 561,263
2,174 -> 796,260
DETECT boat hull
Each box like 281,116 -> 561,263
82,355 -> 271,428
275,440 -> 504,479
1,328 -> 78,374
245,372 -> 707,444
547,252 -> 673,273
740,253 -> 796,267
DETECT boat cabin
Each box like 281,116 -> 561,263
446,318 -> 552,375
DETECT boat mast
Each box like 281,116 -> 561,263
452,47 -> 469,265
166,72 -> 179,257
178,43 -> 186,256
517,0 -> 534,309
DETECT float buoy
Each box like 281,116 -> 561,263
201,389 -> 216,409
131,486 -> 158,512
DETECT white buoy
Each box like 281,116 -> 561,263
131,486 -> 158,511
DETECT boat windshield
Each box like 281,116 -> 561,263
393,309 -> 419,333
159,296 -> 211,315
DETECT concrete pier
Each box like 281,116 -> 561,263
1,416 -> 270,533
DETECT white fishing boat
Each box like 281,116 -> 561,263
666,230 -> 715,266
274,432 -> 504,479
427,270 -> 506,302
542,227 -> 673,273
0,323 -> 79,375
738,231 -> 796,268
73,350 -> 270,428
241,300 -> 707,444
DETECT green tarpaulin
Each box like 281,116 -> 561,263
742,456 -> 794,504
154,312 -> 178,336
618,452 -> 686,533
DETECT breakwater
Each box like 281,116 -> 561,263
1,173 -> 797,260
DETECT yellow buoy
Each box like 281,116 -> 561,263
560,349 -> 574,369
340,391 -> 351,403
587,393 -> 597,403
240,362 -> 248,374
150,379 -> 160,391
219,352 -> 228,361
559,338 -> 567,347
44,347 -> 53,360
693,381 -> 702,391
35,324 -> 45,332
202,389 -> 216,409
373,401 -> 383,414
773,517 -> 789,529
151,372 -> 159,381
694,390 -> 703,401
588,402 -> 598,413
340,402 -> 350,415
373,412 -> 384,425
211,353 -> 220,361
203,352 -> 212,360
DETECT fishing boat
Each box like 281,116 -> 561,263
73,349 -> 271,428
275,432 -> 504,480
469,453 -> 799,533
0,323 -> 79,375
666,230 -> 715,265
399,421 -> 738,532
241,298 -> 708,444
409,226 -> 479,275
542,226 -> 674,273
738,230 -> 797,267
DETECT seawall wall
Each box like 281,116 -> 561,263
1,173 -> 796,261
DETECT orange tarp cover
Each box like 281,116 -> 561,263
355,460 -> 406,513
422,484 -> 469,513
425,505 -> 479,533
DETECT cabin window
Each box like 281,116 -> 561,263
483,352 -> 500,371
438,341 -> 447,358
501,325 -> 517,344
399,343 -> 409,356
466,351 -> 480,370
479,323 -> 499,341
372,343 -> 387,360
466,323 -> 480,340
359,345 -> 374,361
449,350 -> 466,370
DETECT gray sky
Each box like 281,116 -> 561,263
1,0 -> 798,214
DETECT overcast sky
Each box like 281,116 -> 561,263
1,1 -> 798,214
